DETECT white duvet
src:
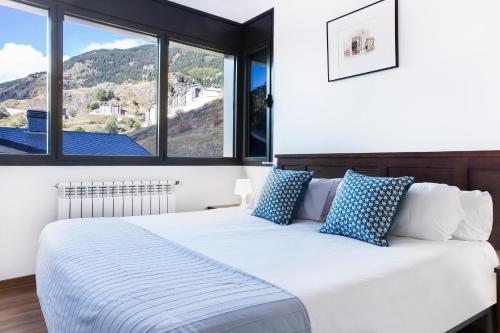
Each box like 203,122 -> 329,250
124,208 -> 499,333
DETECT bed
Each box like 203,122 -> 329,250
37,151 -> 500,333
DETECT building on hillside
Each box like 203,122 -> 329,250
144,104 -> 157,127
0,110 -> 150,156
170,84 -> 222,113
90,97 -> 125,116
92,103 -> 124,116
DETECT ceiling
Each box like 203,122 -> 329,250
167,0 -> 274,23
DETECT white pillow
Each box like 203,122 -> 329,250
390,183 -> 466,241
452,191 -> 493,241
296,178 -> 341,222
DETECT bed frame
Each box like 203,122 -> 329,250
276,151 -> 500,333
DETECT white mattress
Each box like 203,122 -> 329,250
124,208 -> 499,333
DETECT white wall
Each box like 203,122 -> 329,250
0,166 -> 243,280
272,0 -> 500,154
245,0 -> 500,199
243,165 -> 271,206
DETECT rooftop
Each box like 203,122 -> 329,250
0,110 -> 151,156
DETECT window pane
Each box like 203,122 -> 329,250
0,1 -> 48,155
247,49 -> 269,158
167,42 -> 234,158
63,16 -> 158,156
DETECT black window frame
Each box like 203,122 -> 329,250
243,42 -> 273,164
0,0 -> 52,165
242,9 -> 274,165
0,0 -> 245,166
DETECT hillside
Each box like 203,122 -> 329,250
0,44 -> 223,103
0,72 -> 47,102
0,46 -> 158,102
167,98 -> 224,157
63,46 -> 158,89
128,98 -> 224,157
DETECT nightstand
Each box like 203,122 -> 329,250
206,204 -> 240,210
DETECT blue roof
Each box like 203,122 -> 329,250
0,127 -> 151,156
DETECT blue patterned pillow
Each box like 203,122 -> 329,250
252,166 -> 314,225
320,170 -> 415,246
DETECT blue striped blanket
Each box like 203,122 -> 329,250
36,219 -> 311,333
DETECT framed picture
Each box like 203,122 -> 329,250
327,0 -> 398,82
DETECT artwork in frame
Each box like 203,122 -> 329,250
327,0 -> 398,82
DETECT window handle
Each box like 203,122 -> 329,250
264,94 -> 273,108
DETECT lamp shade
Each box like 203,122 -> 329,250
234,179 -> 253,196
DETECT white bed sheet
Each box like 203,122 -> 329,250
124,208 -> 499,333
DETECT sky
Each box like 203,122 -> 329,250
251,62 -> 267,91
0,3 -> 154,84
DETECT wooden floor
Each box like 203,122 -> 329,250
0,275 -> 488,333
0,276 -> 47,333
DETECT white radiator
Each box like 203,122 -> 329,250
55,180 -> 181,220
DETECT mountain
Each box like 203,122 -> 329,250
0,72 -> 46,102
0,44 -> 224,103
63,45 -> 158,89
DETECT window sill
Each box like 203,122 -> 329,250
0,155 -> 242,166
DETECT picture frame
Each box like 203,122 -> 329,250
326,0 -> 398,82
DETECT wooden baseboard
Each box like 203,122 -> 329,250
0,275 -> 35,291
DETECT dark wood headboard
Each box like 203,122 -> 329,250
277,151 -> 500,249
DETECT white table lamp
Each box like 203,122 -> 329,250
234,179 -> 253,208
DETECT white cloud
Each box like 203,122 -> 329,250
0,43 -> 47,83
63,55 -> 70,62
81,38 -> 147,53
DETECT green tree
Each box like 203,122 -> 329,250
86,102 -> 99,111
186,67 -> 222,86
104,118 -> 119,134
96,89 -> 109,102
127,118 -> 141,129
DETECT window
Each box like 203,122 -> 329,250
167,42 -> 235,158
62,16 -> 158,156
0,1 -> 270,165
246,48 -> 271,161
0,1 -> 48,155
